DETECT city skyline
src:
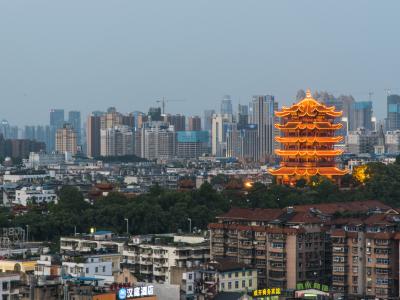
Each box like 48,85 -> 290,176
1,1 -> 399,125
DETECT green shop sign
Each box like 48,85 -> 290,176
296,281 -> 329,292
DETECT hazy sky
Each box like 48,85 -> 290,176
1,0 -> 399,126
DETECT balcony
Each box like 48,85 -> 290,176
239,243 -> 253,249
153,269 -> 166,276
140,259 -> 153,265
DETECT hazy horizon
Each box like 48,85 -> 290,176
1,0 -> 399,126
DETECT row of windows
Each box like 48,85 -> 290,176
222,271 -> 253,278
221,279 -> 253,290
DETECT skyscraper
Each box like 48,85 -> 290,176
387,94 -> 400,130
56,123 -> 77,155
249,95 -> 278,161
50,109 -> 65,129
100,126 -> 134,157
220,95 -> 233,115
163,114 -> 186,131
68,111 -> 81,144
353,101 -> 373,131
237,104 -> 249,129
188,116 -> 201,131
140,122 -> 176,160
86,114 -> 101,158
203,110 -> 215,132
211,113 -> 233,156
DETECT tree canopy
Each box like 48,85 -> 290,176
4,161 -> 400,243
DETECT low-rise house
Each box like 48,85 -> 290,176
14,186 -> 58,206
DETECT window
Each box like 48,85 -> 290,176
353,276 -> 358,284
228,273 -> 232,278
248,279 -> 252,287
272,242 -> 284,248
188,273 -> 193,280
95,267 -> 98,273
235,281 -> 239,289
235,272 -> 238,278
353,256 -> 358,263
242,280 -> 245,288
376,258 -> 390,265
86,268 -> 89,274
125,277 -> 128,283
221,282 -> 225,290
228,282 -> 232,290
242,271 -> 245,276
352,266 -> 358,274
333,266 -> 344,272
376,278 -> 389,285
247,271 -> 252,276
188,285 -> 192,292
2,282 -> 8,290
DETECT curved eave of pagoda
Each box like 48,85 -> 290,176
275,109 -> 342,118
268,166 -> 349,176
275,122 -> 343,130
274,149 -> 344,156
275,136 -> 343,143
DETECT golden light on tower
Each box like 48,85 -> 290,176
269,89 -> 348,184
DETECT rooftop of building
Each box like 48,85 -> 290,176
207,258 -> 256,273
215,200 -> 395,225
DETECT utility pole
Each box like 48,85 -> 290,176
124,218 -> 129,235
187,218 -> 192,233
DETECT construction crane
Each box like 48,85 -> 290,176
156,97 -> 186,115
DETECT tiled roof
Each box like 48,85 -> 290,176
293,200 -> 391,215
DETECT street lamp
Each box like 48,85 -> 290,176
124,218 -> 129,235
187,218 -> 192,234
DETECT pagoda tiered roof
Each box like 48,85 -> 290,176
275,136 -> 343,143
275,90 -> 343,118
269,166 -> 348,176
275,121 -> 342,130
274,149 -> 344,157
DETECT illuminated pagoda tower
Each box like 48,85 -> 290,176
269,89 -> 348,184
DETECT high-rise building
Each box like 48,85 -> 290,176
50,109 -> 65,129
387,94 -> 400,130
68,111 -> 81,145
220,95 -> 233,115
237,104 -> 249,129
385,130 -> 400,154
353,101 -> 373,131
148,107 -> 162,121
211,114 -> 233,157
86,114 -> 101,158
140,122 -> 176,160
226,124 -> 258,161
55,123 -> 77,155
100,110 -> 123,130
346,128 -> 378,155
203,110 -> 215,132
249,95 -> 278,161
188,116 -> 201,131
100,126 -> 134,157
176,131 -> 209,158
24,126 -> 36,140
164,114 -> 186,131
